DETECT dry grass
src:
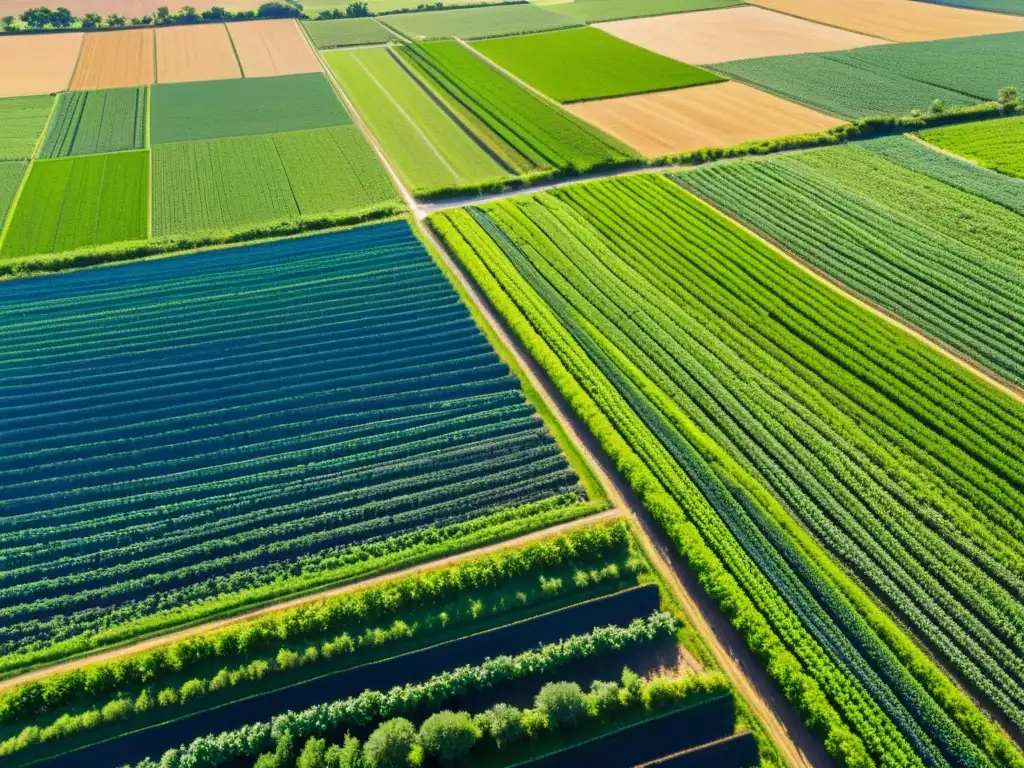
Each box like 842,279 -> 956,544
156,24 -> 242,84
70,29 -> 155,90
566,81 -> 846,157
747,0 -> 1024,41
227,19 -> 322,78
0,33 -> 83,97
598,6 -> 885,65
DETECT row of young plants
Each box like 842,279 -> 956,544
426,180 -> 1024,768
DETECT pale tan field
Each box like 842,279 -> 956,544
70,28 -> 155,90
156,24 -> 241,83
0,33 -> 83,96
227,19 -> 321,78
746,0 -> 1024,41
598,7 -> 885,65
567,81 -> 846,157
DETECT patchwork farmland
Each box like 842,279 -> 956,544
0,4 -> 1022,768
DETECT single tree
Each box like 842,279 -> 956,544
419,711 -> 478,765
106,13 -> 126,25
81,12 -> 102,27
534,681 -> 587,729
362,718 -> 416,768
49,6 -> 75,27
19,7 -> 53,29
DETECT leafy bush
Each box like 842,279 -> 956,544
534,682 -> 586,729
478,703 -> 523,750
363,718 -> 416,768
298,736 -> 328,768
418,711 -> 478,764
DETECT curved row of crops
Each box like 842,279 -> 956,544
428,174 -> 1024,768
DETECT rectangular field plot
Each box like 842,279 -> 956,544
0,33 -> 82,97
325,47 -> 509,192
303,17 -> 396,48
0,151 -> 148,259
153,126 -> 398,235
151,73 -> 350,143
471,27 -> 721,103
0,161 -> 26,229
914,0 -> 1023,13
0,220 -> 587,662
567,81 -> 845,157
546,0 -> 741,24
40,87 -> 147,158
0,95 -> 53,160
70,29 -> 156,90
382,4 -> 579,41
155,23 -> 242,84
227,19 -> 322,77
921,116 -> 1024,179
597,6 -> 886,65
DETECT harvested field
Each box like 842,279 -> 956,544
566,81 -> 845,157
746,0 -> 1024,40
547,0 -> 741,24
155,24 -> 242,84
0,34 -> 83,97
382,4 -> 579,40
597,6 -> 885,65
70,29 -> 155,90
303,17 -> 396,49
40,87 -> 147,158
0,95 -> 53,160
227,19 -> 322,77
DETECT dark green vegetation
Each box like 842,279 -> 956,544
471,28 -> 720,104
0,220 -> 597,675
912,0 -> 1024,12
39,87 -> 147,158
546,0 -> 741,23
0,151 -> 148,259
380,4 -> 579,41
303,17 -> 396,48
0,95 -> 53,161
921,116 -> 1024,178
150,74 -> 351,144
399,41 -> 635,173
682,142 -> 1024,385
430,174 -> 1024,768
152,126 -> 398,236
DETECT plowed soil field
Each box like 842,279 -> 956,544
227,19 -> 322,77
70,28 -> 155,90
156,24 -> 242,83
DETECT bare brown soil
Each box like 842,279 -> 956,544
598,6 -> 884,65
567,82 -> 846,158
155,23 -> 241,83
69,28 -> 155,90
0,33 -> 83,96
227,19 -> 321,77
748,0 -> 1024,41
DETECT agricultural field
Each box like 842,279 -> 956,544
325,47 -> 510,193
380,4 -> 579,41
39,87 -> 147,158
0,33 -> 83,97
152,126 -> 398,235
471,27 -> 721,103
0,162 -> 26,229
303,17 -> 397,48
914,0 -> 1024,13
921,116 -> 1024,178
69,28 -> 156,90
155,24 -> 242,83
0,95 -> 53,160
598,6 -> 885,65
226,19 -> 325,77
566,81 -> 845,157
399,41 -> 636,173
545,0 -> 741,24
0,220 -> 597,675
0,151 -> 148,260
150,73 -> 350,143
431,173 -> 1024,768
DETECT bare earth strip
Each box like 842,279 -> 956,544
156,24 -> 242,83
70,28 -> 155,90
748,0 -> 1024,41
228,19 -> 322,78
598,6 -> 885,65
0,33 -> 83,97
567,82 -> 846,157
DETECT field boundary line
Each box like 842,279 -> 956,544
743,2 -> 899,42
455,36 -> 566,110
0,161 -> 31,253
679,179 -> 1024,404
225,21 -> 246,77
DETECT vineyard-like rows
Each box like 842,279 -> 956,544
430,174 -> 1024,768
40,86 -> 147,158
682,142 -> 1024,385
0,220 -> 587,664
922,116 -> 1024,179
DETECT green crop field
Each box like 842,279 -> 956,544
682,143 -> 1024,385
472,27 -> 721,103
1,151 -> 148,259
325,47 -> 509,193
150,73 -> 351,144
0,95 -> 53,161
0,162 -> 26,229
153,126 -> 397,236
303,17 -> 396,48
432,173 -> 1024,768
381,3 -> 579,41
921,116 -> 1024,179
399,41 -> 635,173
912,0 -> 1023,12
40,87 -> 147,158
547,0 -> 741,23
